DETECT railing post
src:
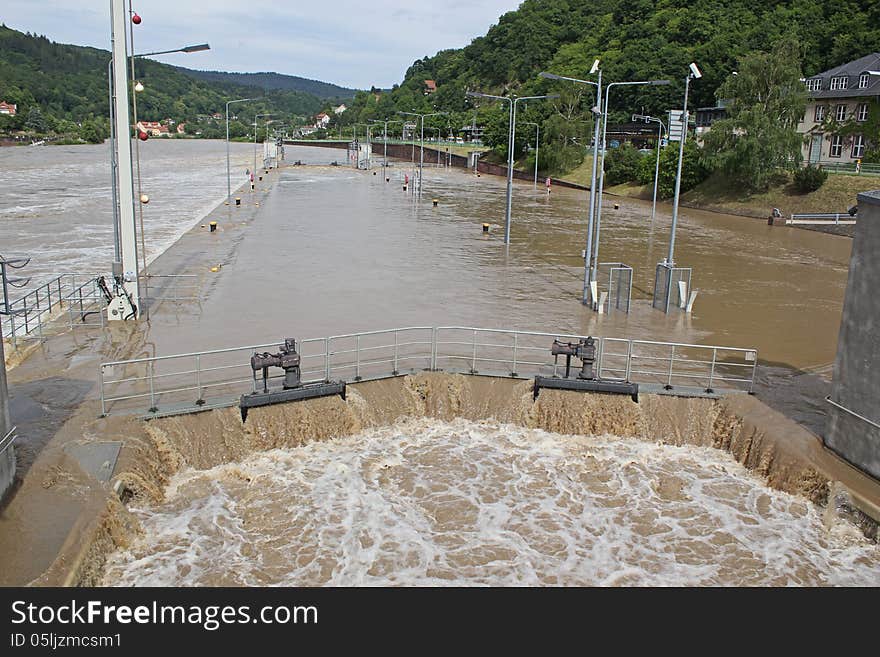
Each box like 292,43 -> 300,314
252,349 -> 259,393
99,366 -> 107,416
355,334 -> 361,380
23,297 -> 28,334
148,361 -> 157,413
749,353 -> 758,394
511,332 -> 518,376
393,331 -> 399,375
707,349 -> 717,392
666,345 -> 676,389
325,337 -> 331,382
431,327 -> 438,371
470,329 -> 477,373
625,340 -> 633,381
195,354 -> 203,404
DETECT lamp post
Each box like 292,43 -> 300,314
592,79 -> 670,286
466,92 -> 557,243
522,122 -> 540,188
666,64 -> 701,267
226,98 -> 254,203
632,114 -> 666,221
370,119 -> 402,181
539,68 -> 602,303
399,111 -> 446,196
253,113 -> 272,180
107,40 -> 210,282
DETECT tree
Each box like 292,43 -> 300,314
702,38 -> 807,191
25,106 -> 47,133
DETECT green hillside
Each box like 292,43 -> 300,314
0,24 -> 330,142
175,68 -> 356,100
334,0 -> 880,174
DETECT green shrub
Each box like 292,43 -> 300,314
792,165 -> 827,193
604,143 -> 642,185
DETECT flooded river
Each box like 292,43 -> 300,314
2,141 -> 871,586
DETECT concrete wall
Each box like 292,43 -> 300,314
0,333 -> 14,502
825,189 -> 880,478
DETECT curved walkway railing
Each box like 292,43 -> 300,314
99,327 -> 758,418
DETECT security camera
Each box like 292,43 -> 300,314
689,62 -> 702,79
590,59 -> 600,75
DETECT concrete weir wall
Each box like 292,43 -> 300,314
825,189 -> 880,479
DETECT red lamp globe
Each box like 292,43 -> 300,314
138,130 -> 149,141
132,13 -> 142,24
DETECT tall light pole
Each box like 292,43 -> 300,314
106,12 -> 210,316
466,92 -> 557,243
253,113 -> 272,180
399,111 -> 446,196
370,119 -> 402,181
632,113 -> 666,222
522,121 -> 540,188
592,78 -> 670,285
226,98 -> 253,203
666,64 -> 701,267
540,66 -> 602,303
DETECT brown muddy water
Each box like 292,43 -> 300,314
100,378 -> 880,587
3,143 -> 872,585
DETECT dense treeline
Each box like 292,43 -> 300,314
175,69 -> 356,100
333,0 -> 880,180
0,25 -> 330,142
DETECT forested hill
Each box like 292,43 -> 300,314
174,69 -> 356,100
0,24 -> 341,139
341,0 -> 880,157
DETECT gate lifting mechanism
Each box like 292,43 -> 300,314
534,337 -> 639,402
239,338 -> 345,421
99,274 -> 137,321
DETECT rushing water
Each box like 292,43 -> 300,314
103,418 -> 879,586
0,139 -> 279,284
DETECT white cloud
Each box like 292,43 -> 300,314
1,0 -> 522,88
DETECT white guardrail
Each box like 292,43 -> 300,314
786,213 -> 856,226
98,327 -> 759,417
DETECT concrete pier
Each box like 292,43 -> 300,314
825,189 -> 880,479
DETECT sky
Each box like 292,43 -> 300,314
1,1 -> 523,89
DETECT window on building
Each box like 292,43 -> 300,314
852,135 -> 866,159
805,78 -> 822,92
830,76 -> 849,91
814,105 -> 826,122
830,135 -> 843,158
858,73 -> 870,89
835,104 -> 847,121
856,103 -> 869,121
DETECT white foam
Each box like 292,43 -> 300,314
102,419 -> 880,587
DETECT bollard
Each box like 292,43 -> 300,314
258,176 -> 263,182
235,197 -> 241,206
209,221 -> 217,232
386,178 -> 390,182
433,199 -> 438,207
482,223 -> 490,233
614,203 -> 619,210
251,183 -> 255,191
403,185 -> 407,191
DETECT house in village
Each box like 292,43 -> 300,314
799,53 -> 880,165
315,112 -> 331,129
0,101 -> 17,116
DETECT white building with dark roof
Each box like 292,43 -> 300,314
798,53 -> 880,165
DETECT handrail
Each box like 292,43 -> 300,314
98,326 -> 759,417
826,396 -> 880,430
0,426 -> 16,453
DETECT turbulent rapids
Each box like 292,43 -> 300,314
102,416 -> 879,587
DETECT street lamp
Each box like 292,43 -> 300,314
466,91 -> 557,243
592,78 -> 670,287
539,67 -> 602,302
632,113 -> 666,221
370,119 -> 402,181
521,122 -> 540,188
399,111 -> 447,197
226,98 -> 254,203
666,63 -> 701,268
253,113 -> 273,180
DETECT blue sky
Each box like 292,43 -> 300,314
1,1 -> 523,89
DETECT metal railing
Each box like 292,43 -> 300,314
817,162 -> 880,176
99,326 -> 759,417
2,273 -> 103,347
787,213 -> 856,225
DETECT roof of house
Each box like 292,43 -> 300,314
807,53 -> 880,99
424,79 -> 437,90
